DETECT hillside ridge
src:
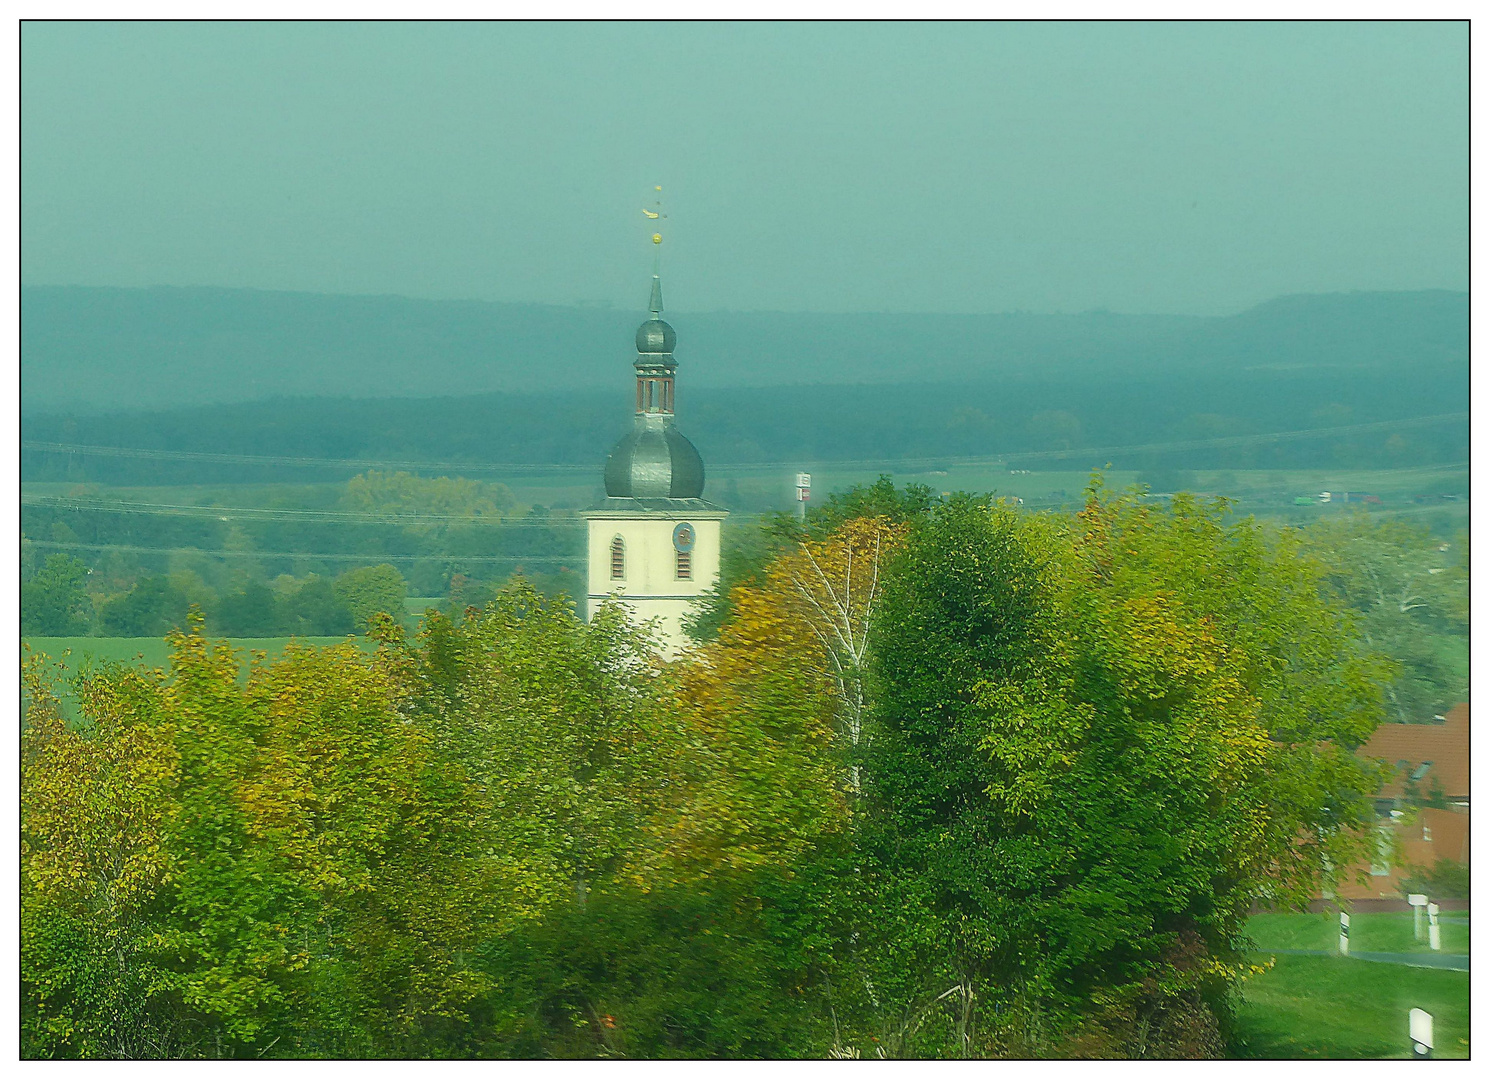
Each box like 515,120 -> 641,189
22,285 -> 1466,414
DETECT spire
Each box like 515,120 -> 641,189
643,184 -> 666,320
632,187 -> 678,414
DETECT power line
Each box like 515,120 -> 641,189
20,493 -> 771,526
19,412 -> 1470,476
774,413 -> 1469,473
993,413 -> 1468,466
20,442 -> 594,474
24,540 -> 580,564
20,494 -> 588,527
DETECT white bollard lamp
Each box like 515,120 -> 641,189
1409,1007 -> 1434,1059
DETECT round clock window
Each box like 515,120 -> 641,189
672,522 -> 696,552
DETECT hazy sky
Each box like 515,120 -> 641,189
22,21 -> 1467,315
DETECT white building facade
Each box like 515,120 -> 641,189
579,272 -> 727,652
582,509 -> 727,647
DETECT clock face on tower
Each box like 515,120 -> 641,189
672,522 -> 696,552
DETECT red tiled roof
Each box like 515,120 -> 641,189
1358,702 -> 1469,800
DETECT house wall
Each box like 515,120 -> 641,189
1334,805 -> 1470,900
1324,703 -> 1470,902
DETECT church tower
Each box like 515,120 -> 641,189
580,224 -> 727,652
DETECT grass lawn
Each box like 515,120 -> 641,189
1232,953 -> 1469,1059
1246,911 -> 1469,956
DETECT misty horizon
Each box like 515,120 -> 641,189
19,279 -> 1470,320
22,21 -> 1467,318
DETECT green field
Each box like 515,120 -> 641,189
1234,911 -> 1470,1059
1233,954 -> 1469,1059
22,635 -> 375,723
22,462 -> 1469,523
1246,910 -> 1469,956
24,635 -> 369,674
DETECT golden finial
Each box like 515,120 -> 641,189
642,186 -> 667,236
643,186 -> 667,271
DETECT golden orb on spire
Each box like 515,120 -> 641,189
652,233 -> 663,244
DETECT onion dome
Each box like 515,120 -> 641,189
636,317 -> 677,354
603,424 -> 705,499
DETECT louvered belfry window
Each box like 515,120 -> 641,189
675,549 -> 691,580
610,536 -> 626,580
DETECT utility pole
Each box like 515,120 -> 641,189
795,472 -> 811,520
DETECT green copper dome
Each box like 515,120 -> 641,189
635,317 -> 677,354
603,423 -> 704,499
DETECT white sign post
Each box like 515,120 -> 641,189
1427,903 -> 1441,951
794,473 -> 811,520
1338,911 -> 1350,956
1409,893 -> 1428,941
1409,1008 -> 1434,1059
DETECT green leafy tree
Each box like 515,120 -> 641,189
100,577 -> 190,637
835,481 -> 1389,1057
514,565 -> 852,1059
807,474 -> 938,537
284,577 -> 354,636
333,565 -> 407,631
683,520 -> 790,641
212,582 -> 284,637
21,650 -> 183,1057
167,569 -> 218,613
22,554 -> 93,636
687,476 -> 933,643
1299,514 -> 1468,720
1400,857 -> 1469,900
22,582 -> 691,1059
1026,409 -> 1082,451
341,471 -> 514,543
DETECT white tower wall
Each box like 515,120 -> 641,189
583,512 -> 724,653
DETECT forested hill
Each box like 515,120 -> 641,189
21,285 -> 1467,414
23,371 -> 1468,486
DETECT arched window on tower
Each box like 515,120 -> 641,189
610,535 -> 626,580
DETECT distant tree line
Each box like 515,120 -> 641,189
23,360 -> 1469,488
21,555 -> 408,638
20,471 -> 586,638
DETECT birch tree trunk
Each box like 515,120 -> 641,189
770,517 -> 903,793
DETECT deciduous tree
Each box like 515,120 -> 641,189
333,565 -> 408,631
22,553 -> 93,636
